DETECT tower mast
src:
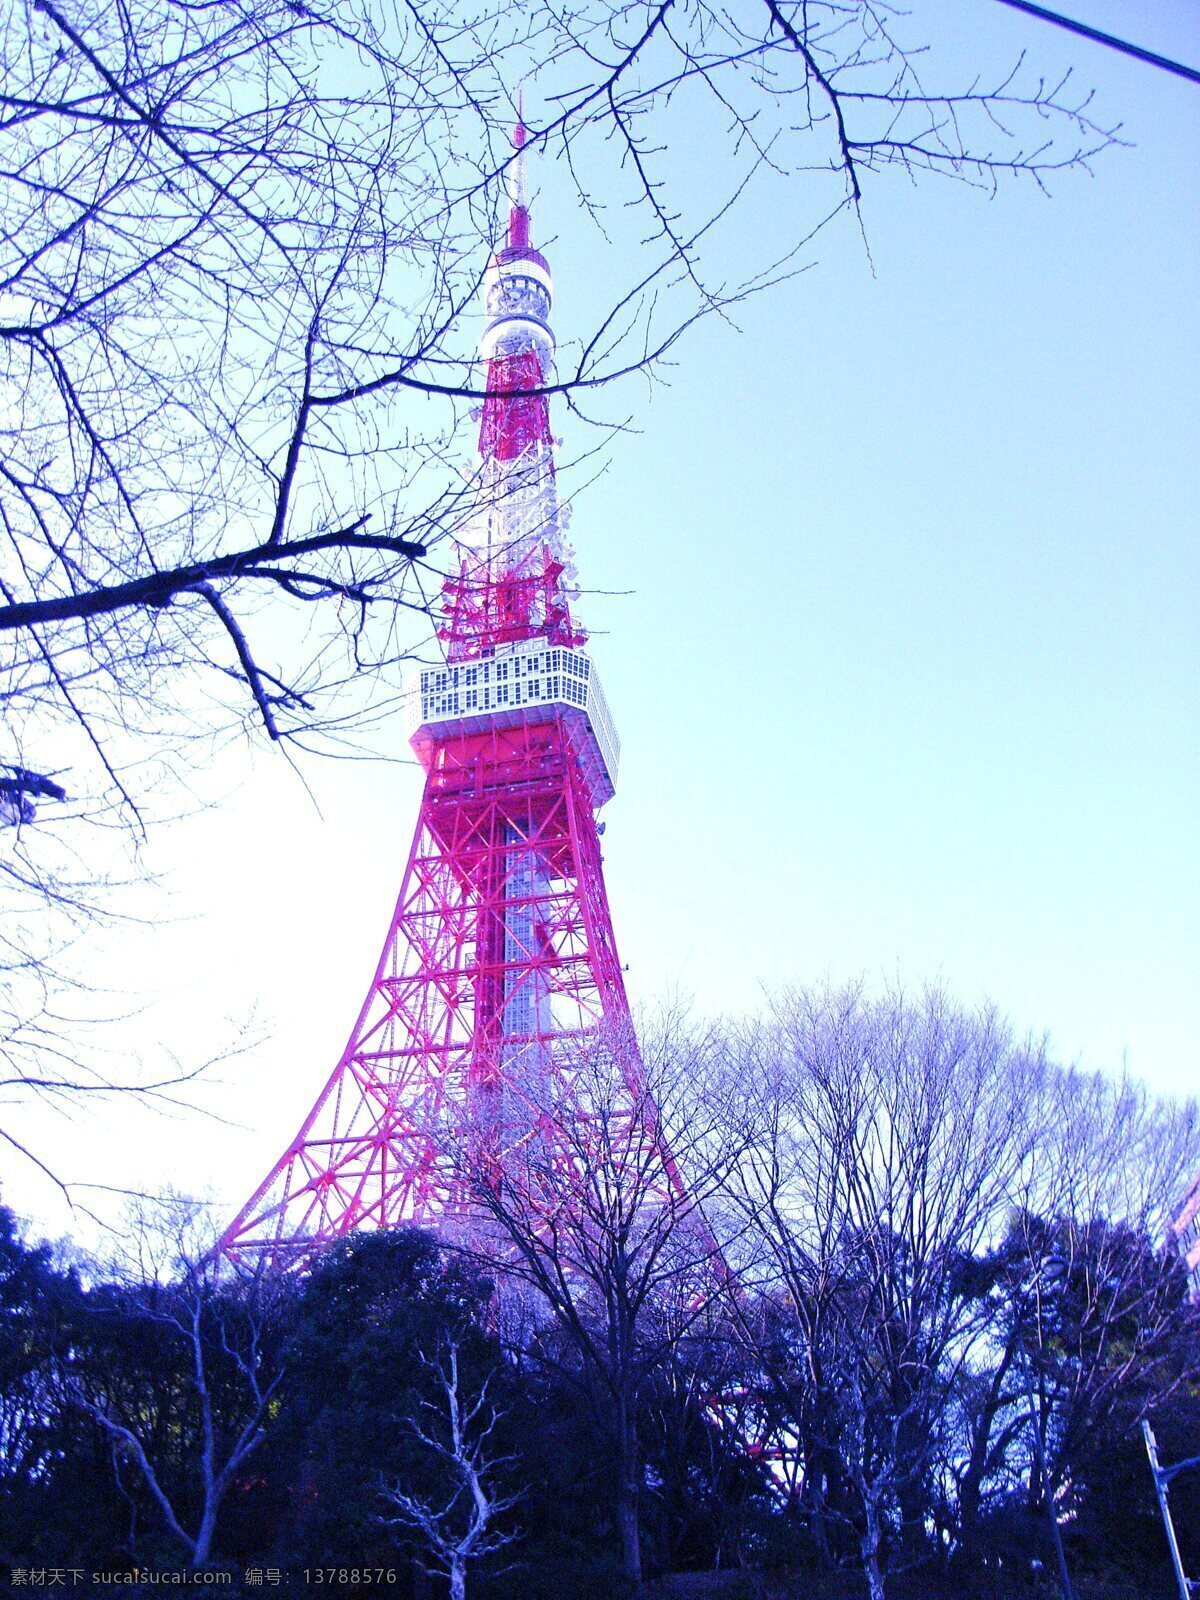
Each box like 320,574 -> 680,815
442,113 -> 581,659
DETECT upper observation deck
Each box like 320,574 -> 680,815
408,636 -> 619,809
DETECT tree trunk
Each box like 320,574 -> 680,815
862,1492 -> 887,1600
616,1489 -> 642,1589
191,1498 -> 218,1567
865,1556 -> 886,1600
955,1466 -> 982,1573
448,1559 -> 467,1600
800,1431 -> 837,1563
956,1343 -> 1018,1578
614,1397 -> 642,1587
894,1409 -> 930,1565
1043,1495 -> 1075,1600
1023,1373 -> 1074,1600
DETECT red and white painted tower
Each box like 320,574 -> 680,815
220,122 -> 635,1267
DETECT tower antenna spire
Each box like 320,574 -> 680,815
440,88 -> 578,660
508,88 -> 529,247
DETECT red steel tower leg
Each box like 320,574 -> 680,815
221,718 -> 629,1268
219,124 -> 638,1265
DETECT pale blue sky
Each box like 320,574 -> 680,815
569,0 -> 1198,1075
8,1 -> 1198,1239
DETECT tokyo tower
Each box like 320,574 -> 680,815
219,120 -> 637,1267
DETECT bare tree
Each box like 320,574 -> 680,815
0,0 -> 452,1188
452,1013 -> 749,1586
721,982 -> 1052,1597
63,1194 -> 284,1565
379,1339 -> 521,1600
719,983 -> 1200,1595
3,0 -> 444,780
997,1071 -> 1200,1600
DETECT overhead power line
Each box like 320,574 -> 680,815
992,0 -> 1200,85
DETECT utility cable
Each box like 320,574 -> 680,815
992,0 -> 1200,85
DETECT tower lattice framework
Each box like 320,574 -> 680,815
220,122 -> 648,1269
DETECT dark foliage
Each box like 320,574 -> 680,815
251,1229 -> 500,1568
0,1202 -> 1196,1595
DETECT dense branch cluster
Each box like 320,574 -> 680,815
1,0 -> 1118,816
1,0 -> 467,784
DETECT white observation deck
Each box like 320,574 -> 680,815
408,637 -> 619,809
